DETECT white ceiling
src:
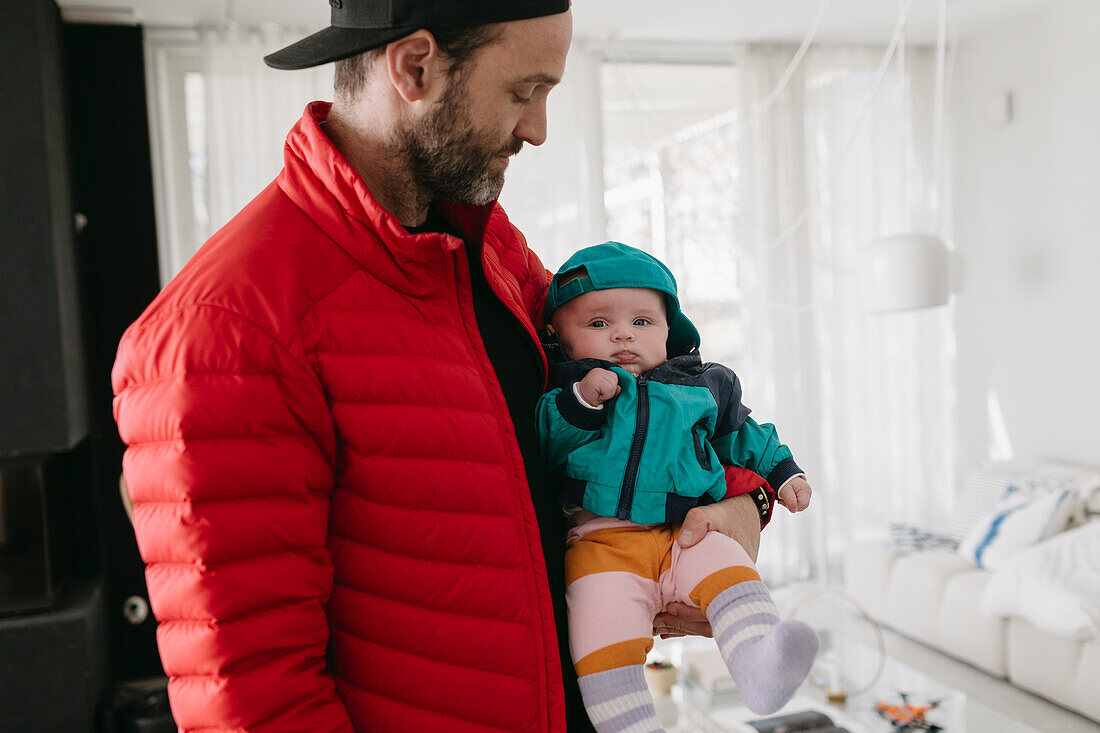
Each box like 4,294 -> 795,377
57,0 -> 1053,44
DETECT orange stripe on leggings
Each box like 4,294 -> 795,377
574,637 -> 654,676
565,526 -> 668,586
688,566 -> 761,615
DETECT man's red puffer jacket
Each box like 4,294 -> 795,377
113,102 -> 565,732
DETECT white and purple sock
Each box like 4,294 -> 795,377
577,665 -> 663,733
707,580 -> 819,714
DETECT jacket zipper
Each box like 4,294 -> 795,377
617,374 -> 649,519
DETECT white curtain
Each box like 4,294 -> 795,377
184,27 -> 599,274
148,30 -> 957,586
733,45 -> 955,584
199,25 -> 331,242
500,44 -> 606,271
506,42 -> 957,586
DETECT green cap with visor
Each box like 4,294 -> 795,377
544,241 -> 701,355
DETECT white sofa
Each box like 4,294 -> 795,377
844,538 -> 1100,723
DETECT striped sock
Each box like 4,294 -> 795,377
707,580 -> 819,715
576,665 -> 663,733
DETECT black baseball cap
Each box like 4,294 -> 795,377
265,0 -> 571,70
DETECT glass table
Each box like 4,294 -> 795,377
652,631 -> 1045,733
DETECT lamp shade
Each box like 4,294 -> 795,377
860,233 -> 951,312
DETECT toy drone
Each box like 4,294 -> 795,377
874,692 -> 945,732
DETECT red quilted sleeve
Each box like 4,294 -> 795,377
112,304 -> 352,733
723,466 -> 777,529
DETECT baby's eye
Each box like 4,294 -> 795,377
633,318 -> 650,326
589,319 -> 608,328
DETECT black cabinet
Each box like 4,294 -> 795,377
0,0 -> 90,457
0,2 -> 165,730
63,20 -> 164,687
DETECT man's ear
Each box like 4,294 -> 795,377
384,29 -> 444,103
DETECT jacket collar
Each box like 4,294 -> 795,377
545,351 -> 705,390
278,101 -> 499,265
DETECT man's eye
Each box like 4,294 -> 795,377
512,92 -> 534,105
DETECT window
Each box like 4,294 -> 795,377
145,33 -> 203,285
183,72 -> 209,244
600,57 -> 745,366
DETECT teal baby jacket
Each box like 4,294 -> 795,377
535,353 -> 801,524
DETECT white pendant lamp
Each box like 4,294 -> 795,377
861,233 -> 951,312
863,0 -> 956,313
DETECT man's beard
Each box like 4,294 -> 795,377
396,78 -> 523,205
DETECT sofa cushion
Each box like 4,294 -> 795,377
843,539 -> 896,623
844,541 -> 1007,677
982,521 -> 1100,640
936,568 -> 1006,677
886,552 -> 978,645
1007,618 -> 1100,723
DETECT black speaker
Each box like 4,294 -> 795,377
62,20 -> 164,686
0,0 -> 90,457
100,677 -> 175,733
0,578 -> 107,733
0,3 -> 167,730
0,453 -> 72,615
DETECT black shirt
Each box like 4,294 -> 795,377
408,209 -> 593,732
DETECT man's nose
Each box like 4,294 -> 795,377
515,97 -> 548,147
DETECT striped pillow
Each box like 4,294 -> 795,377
957,489 -> 1084,569
945,467 -> 1033,541
889,523 -> 959,556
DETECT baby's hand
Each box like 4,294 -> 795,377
778,476 -> 812,512
577,368 -> 621,407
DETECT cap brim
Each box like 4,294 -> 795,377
668,313 -> 701,355
264,25 -> 418,70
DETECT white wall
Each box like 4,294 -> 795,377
951,0 -> 1100,476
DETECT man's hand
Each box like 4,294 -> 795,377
778,476 -> 812,512
651,494 -> 762,638
677,493 -> 761,559
120,473 -> 135,525
576,368 -> 620,407
653,601 -> 713,639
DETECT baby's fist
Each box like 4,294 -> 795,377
577,368 -> 621,407
778,476 -> 812,512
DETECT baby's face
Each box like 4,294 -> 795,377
549,287 -> 669,375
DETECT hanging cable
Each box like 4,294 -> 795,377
932,0 -> 948,233
753,0 -> 835,121
655,0 -> 834,150
763,0 -> 916,254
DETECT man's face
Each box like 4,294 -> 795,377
550,288 -> 670,375
397,73 -> 517,205
397,11 -> 572,204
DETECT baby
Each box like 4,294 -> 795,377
536,242 -> 817,732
